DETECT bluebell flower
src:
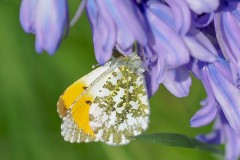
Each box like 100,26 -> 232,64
86,0 -> 148,65
138,1 -> 191,97
140,0 -> 218,97
214,0 -> 240,84
164,0 -> 219,34
190,57 -> 240,135
190,54 -> 240,159
20,0 -> 69,54
197,111 -> 240,160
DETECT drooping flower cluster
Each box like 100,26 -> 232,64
20,0 -> 240,159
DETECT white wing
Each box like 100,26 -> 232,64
60,62 -> 119,143
89,65 -> 150,145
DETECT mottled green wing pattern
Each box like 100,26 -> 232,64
89,65 -> 150,145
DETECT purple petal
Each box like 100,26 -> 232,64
184,0 -> 219,14
146,0 -> 175,29
145,3 -> 190,69
191,99 -> 218,127
144,52 -> 160,97
20,0 -> 38,33
87,1 -> 116,65
214,58 -> 234,84
215,2 -> 240,75
207,63 -> 240,134
191,65 -> 218,127
187,58 -> 201,78
229,62 -> 240,87
183,28 -> 217,62
35,0 -> 68,54
193,13 -> 214,28
222,12 -> 240,61
224,124 -> 240,160
163,67 -> 191,97
165,0 -> 191,35
87,0 -> 148,65
214,13 -> 231,59
106,0 -> 147,48
116,45 -> 132,56
219,112 -> 240,160
197,130 -> 222,144
156,53 -> 167,83
197,117 -> 224,144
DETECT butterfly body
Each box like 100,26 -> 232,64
58,51 -> 150,145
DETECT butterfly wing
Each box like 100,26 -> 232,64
89,65 -> 150,145
59,62 -> 120,143
58,62 -> 110,142
57,62 -> 111,118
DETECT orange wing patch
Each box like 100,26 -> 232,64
57,79 -> 87,118
71,94 -> 95,136
58,64 -> 113,143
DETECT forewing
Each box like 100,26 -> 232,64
61,63 -> 119,143
89,66 -> 150,145
57,62 -> 111,118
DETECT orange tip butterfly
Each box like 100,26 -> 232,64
57,49 -> 150,145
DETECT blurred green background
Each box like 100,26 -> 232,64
0,1 -> 218,160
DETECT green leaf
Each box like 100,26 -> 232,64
133,133 -> 224,156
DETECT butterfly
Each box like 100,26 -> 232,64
57,49 -> 150,146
